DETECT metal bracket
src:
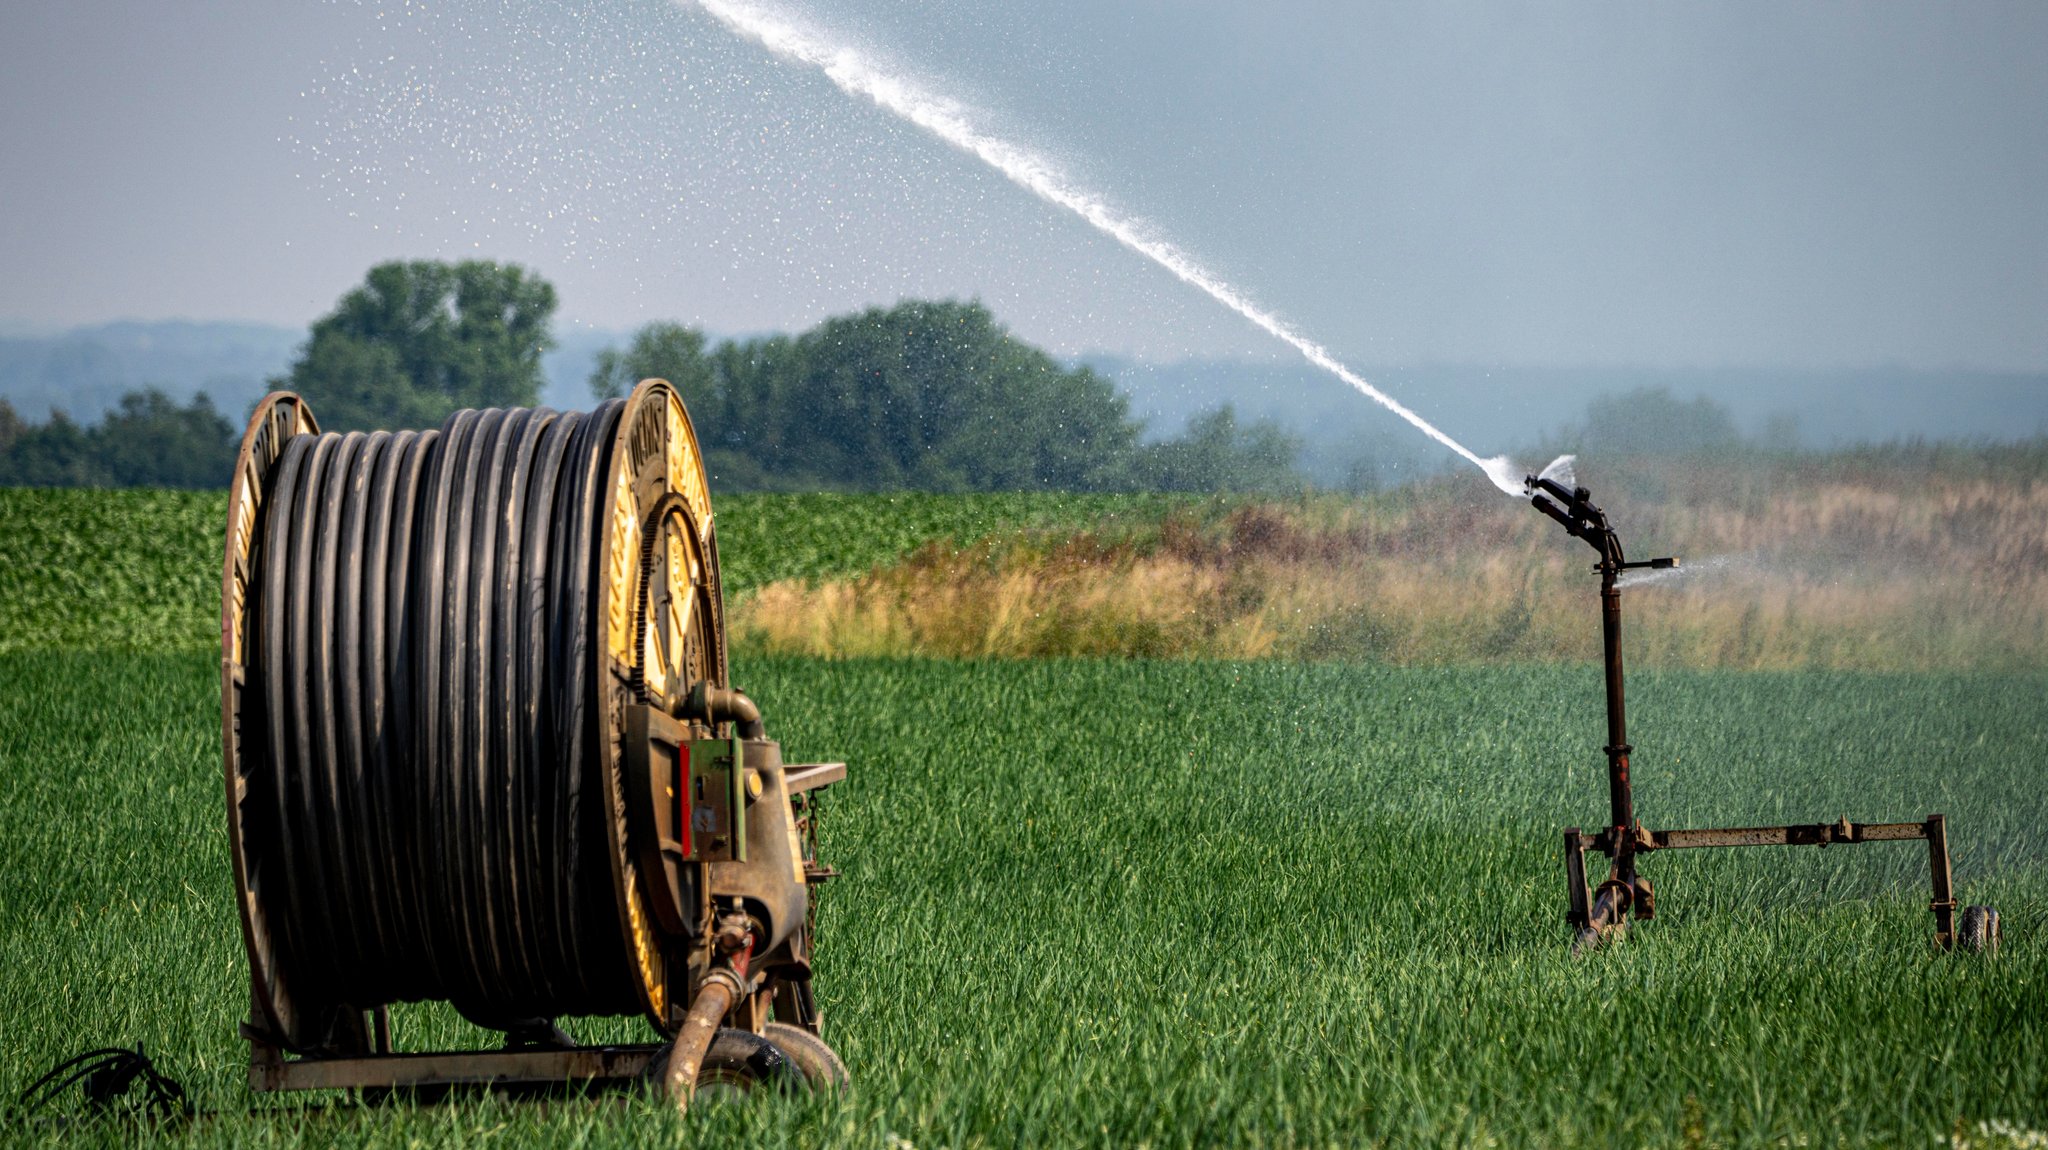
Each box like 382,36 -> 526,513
250,1042 -> 665,1094
1564,812 -> 1960,950
687,737 -> 747,863
784,762 -> 847,795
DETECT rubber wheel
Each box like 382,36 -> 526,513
692,1028 -> 806,1102
1959,905 -> 2002,954
764,1021 -> 850,1090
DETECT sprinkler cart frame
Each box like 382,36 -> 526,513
1526,471 -> 1998,955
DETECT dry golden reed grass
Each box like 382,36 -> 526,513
732,451 -> 2048,670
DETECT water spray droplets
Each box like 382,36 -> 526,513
291,0 -> 965,301
688,0 -> 1526,495
1537,454 -> 1578,492
1616,552 -> 1757,590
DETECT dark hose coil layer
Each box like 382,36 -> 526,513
252,401 -> 632,1023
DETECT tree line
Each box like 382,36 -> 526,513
0,389 -> 239,488
584,301 -> 1297,492
0,259 -> 1300,492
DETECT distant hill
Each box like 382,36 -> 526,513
1084,357 -> 2048,486
0,321 -> 300,425
537,326 -> 627,411
6,320 -> 2041,485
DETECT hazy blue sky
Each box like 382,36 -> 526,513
3,1 -> 2044,369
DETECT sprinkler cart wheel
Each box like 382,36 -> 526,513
646,1029 -> 806,1101
1959,906 -> 2001,954
763,1020 -> 852,1090
1527,463 -> 1998,954
221,385 -> 849,1110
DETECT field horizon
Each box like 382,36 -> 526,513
10,439 -> 2042,672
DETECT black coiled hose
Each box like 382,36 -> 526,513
250,401 -> 637,1025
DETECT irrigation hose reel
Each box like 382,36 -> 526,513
220,382 -> 848,1103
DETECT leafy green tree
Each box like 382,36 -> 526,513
0,389 -> 235,488
589,299 -> 1309,493
1132,405 -> 1303,493
278,260 -> 557,430
763,300 -> 1141,491
0,403 -> 101,486
588,321 -> 717,412
589,322 -> 807,488
696,334 -> 807,490
92,389 -> 237,487
594,301 -> 1150,492
279,333 -> 430,431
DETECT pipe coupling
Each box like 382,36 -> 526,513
700,964 -> 752,1002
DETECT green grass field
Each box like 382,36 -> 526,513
0,652 -> 2040,1146
0,487 -> 2043,1146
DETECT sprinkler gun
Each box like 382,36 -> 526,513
1523,472 -> 1998,955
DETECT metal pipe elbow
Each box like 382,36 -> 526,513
683,681 -> 766,739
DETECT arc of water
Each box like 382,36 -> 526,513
687,0 -> 1527,495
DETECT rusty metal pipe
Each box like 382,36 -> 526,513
684,682 -> 766,740
662,968 -> 747,1109
1601,577 -> 1637,890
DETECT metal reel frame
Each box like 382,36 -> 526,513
225,382 -> 845,1101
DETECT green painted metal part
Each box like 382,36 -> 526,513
687,737 -> 746,863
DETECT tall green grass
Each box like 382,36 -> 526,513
734,467 -> 2048,671
11,468 -> 2047,671
0,490 -> 225,654
1,652 -> 2039,1146
0,489 -> 1212,654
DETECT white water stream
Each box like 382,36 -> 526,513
687,0 -> 1529,495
